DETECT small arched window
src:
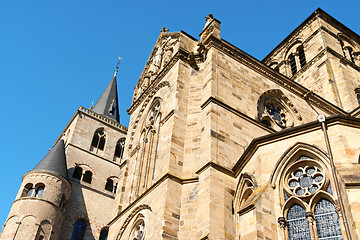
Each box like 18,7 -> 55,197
82,171 -> 93,184
298,46 -> 306,67
34,184 -> 45,198
90,128 -> 106,153
22,183 -> 33,197
105,179 -> 114,192
289,54 -> 297,75
71,220 -> 87,240
73,167 -> 83,180
99,227 -> 109,240
114,138 -> 125,161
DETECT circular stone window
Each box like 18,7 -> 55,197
130,219 -> 145,240
287,165 -> 325,197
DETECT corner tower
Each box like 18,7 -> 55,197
0,138 -> 71,240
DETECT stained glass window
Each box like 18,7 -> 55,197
287,204 -> 311,240
287,165 -> 324,196
314,199 -> 343,240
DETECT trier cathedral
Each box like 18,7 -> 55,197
2,8 -> 360,240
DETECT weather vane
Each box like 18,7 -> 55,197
114,57 -> 122,76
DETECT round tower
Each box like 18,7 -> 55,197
0,138 -> 71,240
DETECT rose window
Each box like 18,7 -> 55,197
287,165 -> 324,196
265,102 -> 287,128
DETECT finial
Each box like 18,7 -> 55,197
205,14 -> 214,21
114,57 -> 122,77
161,27 -> 169,33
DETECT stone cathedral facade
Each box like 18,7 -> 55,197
2,8 -> 360,240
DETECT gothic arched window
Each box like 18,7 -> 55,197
90,128 -> 106,153
71,220 -> 87,240
287,204 -> 311,240
134,100 -> 162,196
130,219 -> 145,240
314,199 -> 342,239
279,155 -> 344,240
114,138 -> 125,161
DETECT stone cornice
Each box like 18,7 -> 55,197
107,173 -> 198,226
79,107 -> 128,133
232,114 -> 360,176
205,36 -> 345,116
71,181 -> 115,199
66,143 -> 122,167
195,161 -> 235,177
201,97 -> 275,133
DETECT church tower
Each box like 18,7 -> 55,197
0,138 -> 71,240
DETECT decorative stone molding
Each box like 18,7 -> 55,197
257,89 -> 302,130
116,204 -> 152,240
278,216 -> 287,229
128,81 -> 170,144
204,36 -> 345,116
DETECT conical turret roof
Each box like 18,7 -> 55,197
33,139 -> 68,179
92,73 -> 120,122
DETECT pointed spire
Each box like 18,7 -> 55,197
92,58 -> 121,123
33,138 -> 68,179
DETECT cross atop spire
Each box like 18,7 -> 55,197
161,27 -> 169,33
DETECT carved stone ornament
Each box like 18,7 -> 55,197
132,33 -> 179,103
257,89 -> 302,131
116,204 -> 152,240
259,98 -> 294,130
283,158 -> 327,199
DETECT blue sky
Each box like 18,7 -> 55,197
1,0 -> 359,227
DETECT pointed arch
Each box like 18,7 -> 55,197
283,196 -> 309,215
134,98 -> 163,196
234,173 -> 257,213
116,205 -> 152,240
270,142 -> 330,188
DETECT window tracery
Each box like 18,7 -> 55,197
286,43 -> 306,77
258,97 -> 295,130
134,100 -> 162,196
114,138 -> 126,161
90,128 -> 106,154
279,155 -> 344,240
129,219 -> 145,240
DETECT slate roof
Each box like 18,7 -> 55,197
33,139 -> 68,179
92,73 -> 120,122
